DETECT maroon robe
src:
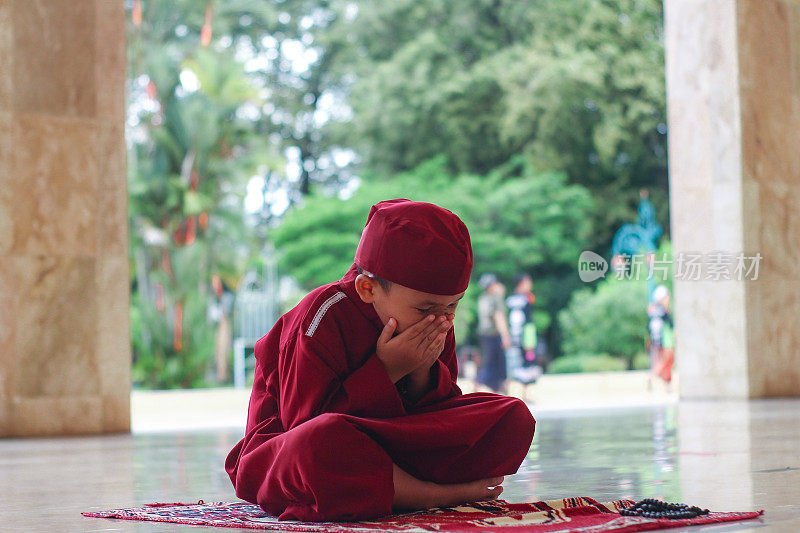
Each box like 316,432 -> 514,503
225,265 -> 535,522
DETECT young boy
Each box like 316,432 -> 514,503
226,199 -> 535,522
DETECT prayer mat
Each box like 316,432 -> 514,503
83,497 -> 763,532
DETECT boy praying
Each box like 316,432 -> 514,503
226,199 -> 535,522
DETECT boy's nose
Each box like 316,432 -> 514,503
438,312 -> 455,324
430,311 -> 455,325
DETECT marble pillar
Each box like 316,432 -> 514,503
665,0 -> 800,398
0,0 -> 131,436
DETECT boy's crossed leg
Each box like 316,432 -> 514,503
247,404 -> 531,521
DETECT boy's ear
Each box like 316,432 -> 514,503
354,274 -> 376,303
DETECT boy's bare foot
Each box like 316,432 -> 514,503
429,476 -> 504,508
392,463 -> 504,512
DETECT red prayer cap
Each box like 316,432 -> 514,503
355,199 -> 473,295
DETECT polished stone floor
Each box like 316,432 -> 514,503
1,400 -> 798,532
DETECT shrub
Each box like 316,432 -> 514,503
558,276 -> 649,369
632,351 -> 651,370
548,353 -> 627,374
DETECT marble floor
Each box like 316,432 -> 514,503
1,399 -> 798,532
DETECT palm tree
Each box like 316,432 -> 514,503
128,1 -> 278,387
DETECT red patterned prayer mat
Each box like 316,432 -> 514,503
82,497 -> 763,532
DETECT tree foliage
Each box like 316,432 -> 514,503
558,276 -> 649,369
329,0 -> 669,252
126,0 -> 670,383
128,0 -> 276,387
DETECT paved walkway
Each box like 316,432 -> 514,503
131,369 -> 677,433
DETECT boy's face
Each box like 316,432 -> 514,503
355,274 -> 464,334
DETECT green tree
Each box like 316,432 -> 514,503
558,276 -> 648,370
213,0 -> 359,199
128,1 -> 277,387
130,0 -> 361,213
328,0 -> 668,254
130,245 -> 217,388
126,0 -> 672,377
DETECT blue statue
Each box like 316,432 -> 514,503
610,189 -> 663,299
611,189 -> 662,259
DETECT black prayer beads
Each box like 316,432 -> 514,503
619,498 -> 710,520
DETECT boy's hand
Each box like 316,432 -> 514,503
406,312 -> 455,384
376,314 -> 452,383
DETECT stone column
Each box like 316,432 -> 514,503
0,0 -> 131,436
665,0 -> 800,398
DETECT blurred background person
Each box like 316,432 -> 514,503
506,273 -> 543,387
647,284 -> 674,390
476,273 -> 511,393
